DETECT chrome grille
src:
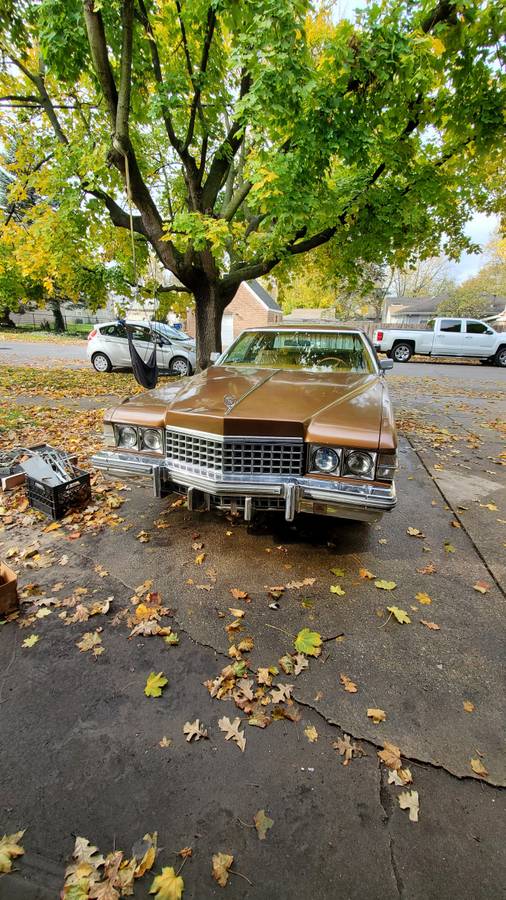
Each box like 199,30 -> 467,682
166,430 -> 304,478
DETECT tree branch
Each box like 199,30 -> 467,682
184,5 -> 216,151
201,70 -> 251,210
221,180 -> 253,221
156,284 -> 191,294
82,0 -> 118,127
85,187 -> 146,233
116,0 -> 134,145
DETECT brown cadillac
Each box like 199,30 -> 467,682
92,325 -> 398,522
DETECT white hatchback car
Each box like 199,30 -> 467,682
87,320 -> 196,376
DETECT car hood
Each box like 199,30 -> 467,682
110,366 -> 386,449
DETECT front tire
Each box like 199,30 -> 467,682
392,343 -> 413,363
170,356 -> 191,376
92,352 -> 112,372
494,347 -> 506,368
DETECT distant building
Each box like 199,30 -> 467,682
384,294 -> 506,325
185,280 -> 282,347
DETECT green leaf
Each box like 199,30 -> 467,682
294,628 -> 322,657
254,808 -> 274,840
374,580 -> 397,591
330,567 -> 345,577
164,632 -> 179,645
330,584 -> 345,596
144,672 -> 168,698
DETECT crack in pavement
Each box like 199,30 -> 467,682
378,763 -> 404,899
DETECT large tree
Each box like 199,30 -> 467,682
0,0 -> 504,366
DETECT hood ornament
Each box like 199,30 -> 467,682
223,394 -> 236,412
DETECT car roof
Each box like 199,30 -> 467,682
97,320 -> 179,329
241,323 -> 365,334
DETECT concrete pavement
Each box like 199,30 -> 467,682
0,360 -> 505,899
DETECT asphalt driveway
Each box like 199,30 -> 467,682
0,361 -> 504,899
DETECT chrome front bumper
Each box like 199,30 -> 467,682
91,449 -> 396,522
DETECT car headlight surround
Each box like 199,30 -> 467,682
117,425 -> 138,449
344,450 -> 375,479
312,446 -> 341,474
141,428 -> 163,451
376,451 -> 397,482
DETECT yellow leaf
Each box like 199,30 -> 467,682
377,742 -> 402,770
194,553 -> 205,565
0,830 -> 25,873
367,708 -> 386,724
304,725 -> 318,743
415,592 -> 432,605
470,757 -> 488,777
135,833 -> 158,877
294,628 -> 322,657
144,672 -> 168,698
330,584 -> 345,595
212,852 -> 233,887
473,581 -> 491,594
149,866 -> 184,899
22,634 -> 39,648
407,527 -> 424,538
375,580 -> 397,591
387,606 -> 411,624
339,674 -> 358,693
463,700 -> 475,713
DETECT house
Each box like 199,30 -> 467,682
384,294 -> 506,325
185,280 -> 282,346
283,308 -> 337,322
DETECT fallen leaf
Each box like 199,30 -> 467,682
279,654 -> 294,675
134,832 -> 158,878
237,637 -> 254,653
339,674 -> 358,693
444,542 -> 456,553
228,608 -> 245,618
388,767 -> 413,786
159,736 -> 172,748
178,847 -> 192,859
415,592 -> 432,605
164,632 -> 179,645
420,620 -> 440,630
218,716 -> 246,751
375,580 -> 397,591
144,672 -> 168,698
359,568 -> 376,580
270,683 -> 293,703
378,741 -> 402,769
470,757 -> 488,777
149,866 -> 184,899
367,708 -> 386,724
77,631 -> 102,653
230,588 -> 248,600
387,606 -> 411,624
479,502 -> 497,511
398,790 -> 419,822
35,607 -> 52,619
333,734 -> 365,766
407,527 -> 425,538
330,584 -> 345,596
183,719 -> 208,742
194,552 -> 205,565
304,725 -> 318,743
473,581 -> 491,594
212,853 -> 233,888
293,653 -> 309,675
254,809 -> 274,840
330,567 -> 345,577
463,700 -> 475,713
0,829 -> 25,873
294,628 -> 322,657
417,563 -> 436,575
22,634 -> 39,648
286,578 -> 315,589
137,531 -> 150,543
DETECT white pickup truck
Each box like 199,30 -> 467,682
373,317 -> 506,367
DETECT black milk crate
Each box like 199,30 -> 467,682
26,469 -> 91,520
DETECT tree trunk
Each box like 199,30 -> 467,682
49,299 -> 66,332
0,306 -> 16,328
194,283 -> 224,370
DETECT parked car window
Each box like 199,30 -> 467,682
221,331 -> 375,373
100,324 -> 127,338
129,326 -> 151,343
155,323 -> 191,342
440,319 -> 462,333
466,321 -> 489,334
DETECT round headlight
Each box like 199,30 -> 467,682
118,425 -> 137,448
346,450 -> 374,477
313,446 -> 339,473
142,428 -> 162,451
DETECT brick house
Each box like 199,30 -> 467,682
185,280 -> 282,347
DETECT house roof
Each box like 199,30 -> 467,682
245,280 -> 281,312
388,293 -> 506,317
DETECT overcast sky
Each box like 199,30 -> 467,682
333,0 -> 498,283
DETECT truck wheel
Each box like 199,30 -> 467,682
392,343 -> 412,363
494,347 -> 506,368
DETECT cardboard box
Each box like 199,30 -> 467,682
0,562 -> 18,616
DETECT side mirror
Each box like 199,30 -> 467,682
209,352 -> 220,363
379,358 -> 393,372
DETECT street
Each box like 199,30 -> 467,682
0,353 -> 505,899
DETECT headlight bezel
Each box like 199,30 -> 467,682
114,424 -> 164,454
308,444 -> 391,482
311,446 -> 341,474
343,449 -> 375,480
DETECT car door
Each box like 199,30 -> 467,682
152,327 -> 174,370
432,319 -> 464,355
463,320 -> 497,357
99,323 -> 130,365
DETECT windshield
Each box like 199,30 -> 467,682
221,330 -> 375,373
155,323 -> 192,342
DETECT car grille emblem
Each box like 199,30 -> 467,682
223,394 -> 236,412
